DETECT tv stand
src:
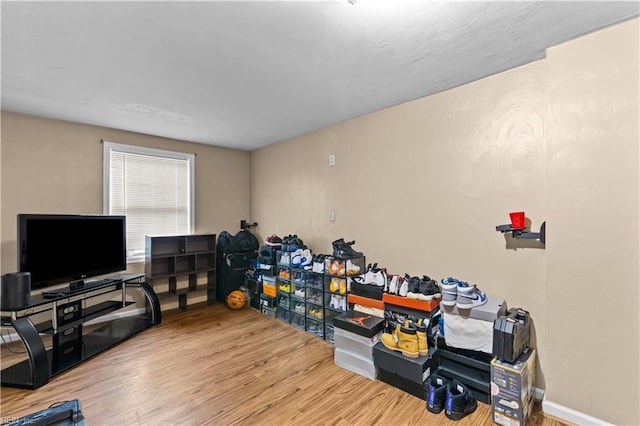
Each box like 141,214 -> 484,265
0,274 -> 160,389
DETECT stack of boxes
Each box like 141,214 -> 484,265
332,310 -> 384,380
435,296 -> 507,403
491,348 -> 536,426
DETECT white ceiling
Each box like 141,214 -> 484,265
2,1 -> 638,151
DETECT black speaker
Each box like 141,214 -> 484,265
1,272 -> 31,310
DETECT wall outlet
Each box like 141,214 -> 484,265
329,210 -> 335,222
328,154 -> 336,166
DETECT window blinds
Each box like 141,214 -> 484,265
104,142 -> 194,261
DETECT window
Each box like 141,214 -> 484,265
103,142 -> 194,262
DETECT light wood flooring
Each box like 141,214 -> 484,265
1,304 -> 566,425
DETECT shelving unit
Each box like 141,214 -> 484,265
145,234 -> 216,310
272,250 -> 365,343
0,274 -> 160,389
275,250 -> 292,324
322,256 -> 365,344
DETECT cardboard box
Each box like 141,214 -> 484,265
334,309 -> 385,337
373,342 -> 436,384
347,293 -> 384,310
442,311 -> 494,354
334,327 -> 382,360
334,348 -> 376,380
383,293 -> 439,312
262,283 -> 277,297
378,369 -> 427,400
491,348 -> 536,426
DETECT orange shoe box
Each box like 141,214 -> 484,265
347,294 -> 384,310
382,293 -> 440,312
262,283 -> 277,297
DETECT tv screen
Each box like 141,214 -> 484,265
18,214 -> 126,289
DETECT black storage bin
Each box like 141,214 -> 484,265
432,335 -> 493,404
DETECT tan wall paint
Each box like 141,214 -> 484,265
252,19 -> 639,425
1,112 -> 251,276
252,55 -> 548,383
546,19 -> 639,425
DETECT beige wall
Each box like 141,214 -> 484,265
1,112 -> 251,281
546,18 -> 639,424
251,19 -> 639,425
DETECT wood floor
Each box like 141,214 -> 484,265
1,304 -> 566,425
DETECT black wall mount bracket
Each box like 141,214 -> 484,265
496,221 -> 545,244
240,220 -> 258,230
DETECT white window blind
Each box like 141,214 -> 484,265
103,142 -> 194,262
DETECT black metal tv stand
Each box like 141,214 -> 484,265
0,273 -> 161,389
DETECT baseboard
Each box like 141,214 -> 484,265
542,399 -> 613,426
1,308 -> 147,345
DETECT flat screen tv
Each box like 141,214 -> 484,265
18,214 -> 127,289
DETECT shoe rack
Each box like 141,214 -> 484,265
275,250 -> 293,324
274,250 -> 366,343
323,256 -> 366,344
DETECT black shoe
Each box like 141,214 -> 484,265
444,380 -> 477,421
405,275 -> 422,299
418,276 -> 441,301
426,374 -> 447,414
332,238 -> 363,260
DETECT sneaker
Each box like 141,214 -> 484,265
265,234 -> 282,247
330,277 -> 340,293
279,252 -> 290,266
346,259 -> 361,275
338,295 -> 347,310
426,375 -> 447,414
418,276 -> 441,301
291,248 -> 303,266
445,380 -> 477,421
338,279 -> 347,295
281,234 -> 292,251
456,283 -> 487,309
300,249 -> 313,269
398,277 -> 409,297
312,255 -> 325,273
388,275 -> 399,294
440,277 -> 459,306
406,275 -> 421,299
329,259 -> 345,276
330,294 -> 339,309
332,238 -> 363,260
370,268 -> 387,287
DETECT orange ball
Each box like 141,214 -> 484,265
226,290 -> 247,309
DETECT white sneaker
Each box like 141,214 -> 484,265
330,294 -> 339,309
339,295 -> 346,311
291,249 -> 303,266
388,275 -> 399,294
370,269 -> 387,287
300,249 -> 312,269
399,277 -> 409,297
346,259 -> 361,276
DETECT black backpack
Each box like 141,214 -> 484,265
217,230 -> 259,254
